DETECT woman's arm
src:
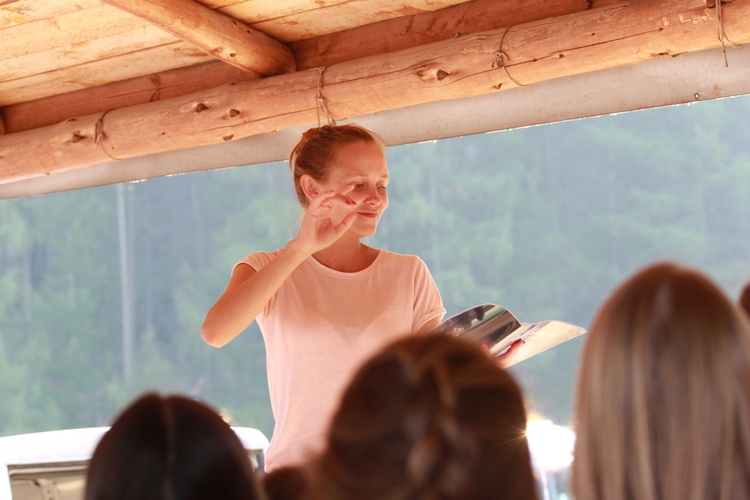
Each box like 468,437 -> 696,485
201,188 -> 358,348
201,241 -> 311,347
416,316 -> 443,334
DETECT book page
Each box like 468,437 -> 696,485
434,304 -> 586,366
490,320 -> 586,366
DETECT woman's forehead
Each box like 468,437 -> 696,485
329,142 -> 389,177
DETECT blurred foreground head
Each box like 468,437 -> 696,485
309,333 -> 537,500
573,262 -> 750,500
85,393 -> 262,500
740,280 -> 750,317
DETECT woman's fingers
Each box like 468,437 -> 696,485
334,211 -> 358,235
310,187 -> 356,211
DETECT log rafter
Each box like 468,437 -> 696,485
101,0 -> 296,76
1,0 -> 748,184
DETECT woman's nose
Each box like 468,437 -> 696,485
364,187 -> 382,205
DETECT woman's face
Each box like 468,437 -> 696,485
318,141 -> 389,237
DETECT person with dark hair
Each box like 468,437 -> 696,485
572,262 -> 750,500
202,124 -> 445,471
304,333 -> 537,500
262,465 -> 310,500
85,393 -> 263,500
740,280 -> 750,317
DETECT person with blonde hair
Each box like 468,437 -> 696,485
304,333 -> 537,500
572,262 -> 750,500
202,124 -> 445,471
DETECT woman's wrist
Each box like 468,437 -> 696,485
285,239 -> 315,260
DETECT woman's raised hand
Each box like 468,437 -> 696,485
292,185 -> 358,255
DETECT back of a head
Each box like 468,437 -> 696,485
572,262 -> 750,500
740,281 -> 750,317
311,333 -> 537,500
263,465 -> 310,500
85,393 -> 262,500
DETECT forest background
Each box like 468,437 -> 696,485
1,96 -> 749,438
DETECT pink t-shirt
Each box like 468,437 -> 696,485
237,249 -> 445,471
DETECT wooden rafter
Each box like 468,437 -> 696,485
1,63 -> 259,134
101,0 -> 296,76
290,0 -> 624,69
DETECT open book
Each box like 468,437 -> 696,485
431,304 -> 586,367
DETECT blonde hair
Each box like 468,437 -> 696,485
308,334 -> 537,500
572,262 -> 750,500
289,124 -> 383,207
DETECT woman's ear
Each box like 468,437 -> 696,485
299,174 -> 320,200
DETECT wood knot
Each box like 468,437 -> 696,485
72,133 -> 86,143
229,109 -> 240,117
195,103 -> 208,112
436,69 -> 450,80
223,135 -> 234,141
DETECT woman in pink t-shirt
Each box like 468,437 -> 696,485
202,124 -> 446,470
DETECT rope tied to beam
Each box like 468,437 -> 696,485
95,109 -> 121,161
316,66 -> 336,127
496,26 -> 528,88
715,0 -> 738,68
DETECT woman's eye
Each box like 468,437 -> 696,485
377,185 -> 387,191
354,183 -> 365,189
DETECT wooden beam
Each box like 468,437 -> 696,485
1,63 -> 259,134
3,0 -> 614,132
291,0 -> 624,70
4,44 -> 750,199
101,0 -> 296,76
1,0 -> 748,184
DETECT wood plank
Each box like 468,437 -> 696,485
212,0 -> 471,39
2,0 -> 748,183
0,4 -> 155,59
1,24 -> 179,83
0,0 -> 100,29
0,42 -> 215,106
102,0 -> 296,75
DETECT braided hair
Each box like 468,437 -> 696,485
309,334 -> 536,500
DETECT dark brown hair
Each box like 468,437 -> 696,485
572,262 -> 750,500
309,334 -> 537,500
85,393 -> 263,500
262,465 -> 310,500
740,281 -> 750,317
289,124 -> 383,207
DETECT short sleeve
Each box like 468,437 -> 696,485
412,257 -> 446,332
230,250 -> 280,317
232,250 -> 277,275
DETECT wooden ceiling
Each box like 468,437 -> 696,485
1,0 -> 749,196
